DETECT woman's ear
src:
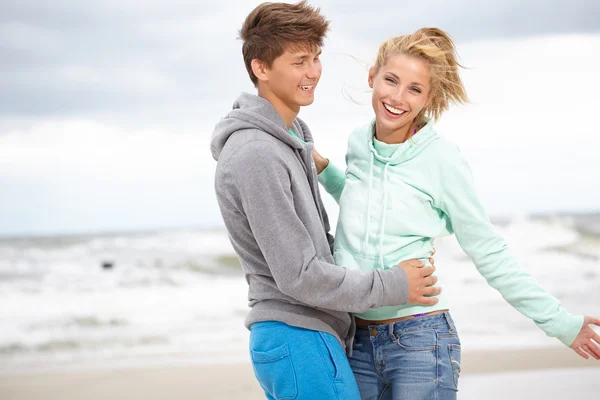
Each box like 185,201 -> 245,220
368,67 -> 375,88
424,94 -> 433,109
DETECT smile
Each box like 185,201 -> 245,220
383,103 -> 406,116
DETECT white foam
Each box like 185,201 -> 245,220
1,220 -> 599,372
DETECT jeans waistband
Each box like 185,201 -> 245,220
355,312 -> 455,337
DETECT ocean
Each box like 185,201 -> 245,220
1,213 -> 599,374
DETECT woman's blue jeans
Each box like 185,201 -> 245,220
349,312 -> 462,400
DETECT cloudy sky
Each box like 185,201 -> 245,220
1,0 -> 599,236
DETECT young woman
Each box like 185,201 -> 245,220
313,27 -> 600,399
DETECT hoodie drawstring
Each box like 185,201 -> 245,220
364,152 -> 375,252
379,163 -> 390,269
364,152 -> 390,268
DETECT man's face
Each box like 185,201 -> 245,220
262,45 -> 322,112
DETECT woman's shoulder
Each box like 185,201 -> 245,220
428,133 -> 466,161
348,120 -> 374,141
421,132 -> 472,178
346,120 -> 375,153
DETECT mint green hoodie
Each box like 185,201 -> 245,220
319,118 -> 583,346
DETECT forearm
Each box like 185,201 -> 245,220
317,161 -> 346,203
443,147 -> 583,346
273,255 -> 409,312
454,221 -> 583,345
312,149 -> 329,174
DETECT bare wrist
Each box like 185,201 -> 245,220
316,157 -> 329,174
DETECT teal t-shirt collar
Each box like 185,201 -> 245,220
289,128 -> 307,144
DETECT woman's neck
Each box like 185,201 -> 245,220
374,122 -> 415,144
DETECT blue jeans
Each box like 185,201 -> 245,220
249,321 -> 361,400
349,312 -> 461,400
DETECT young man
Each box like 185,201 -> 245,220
210,2 -> 440,399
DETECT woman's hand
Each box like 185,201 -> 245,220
569,315 -> 600,359
312,148 -> 329,174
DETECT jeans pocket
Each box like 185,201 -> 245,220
448,344 -> 461,389
394,329 -> 437,351
317,332 -> 341,381
251,343 -> 298,400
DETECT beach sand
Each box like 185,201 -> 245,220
0,347 -> 598,400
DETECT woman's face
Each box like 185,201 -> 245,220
369,53 -> 432,137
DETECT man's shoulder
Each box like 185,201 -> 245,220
217,133 -> 290,181
219,129 -> 282,160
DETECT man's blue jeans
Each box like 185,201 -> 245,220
249,321 -> 361,400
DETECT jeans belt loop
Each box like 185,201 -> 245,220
443,311 -> 455,333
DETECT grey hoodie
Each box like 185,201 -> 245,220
210,93 -> 409,352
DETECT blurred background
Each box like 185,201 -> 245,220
1,0 -> 599,397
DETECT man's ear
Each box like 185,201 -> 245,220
251,59 -> 269,83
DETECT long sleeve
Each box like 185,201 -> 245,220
225,140 -> 409,313
439,146 -> 583,346
318,161 -> 346,204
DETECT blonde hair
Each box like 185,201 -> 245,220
372,28 -> 468,124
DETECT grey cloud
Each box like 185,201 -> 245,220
0,0 -> 254,129
0,0 -> 598,128
321,0 -> 599,42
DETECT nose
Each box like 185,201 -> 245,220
306,61 -> 321,80
391,88 -> 406,105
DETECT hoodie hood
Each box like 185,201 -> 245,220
368,117 -> 439,165
211,92 -> 313,161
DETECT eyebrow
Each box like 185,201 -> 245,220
387,72 -> 425,87
293,49 -> 322,60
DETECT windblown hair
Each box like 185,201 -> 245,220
239,1 -> 330,86
372,28 -> 469,122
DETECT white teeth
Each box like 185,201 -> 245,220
300,85 -> 314,90
383,103 -> 405,115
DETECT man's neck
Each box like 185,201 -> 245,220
257,88 -> 299,129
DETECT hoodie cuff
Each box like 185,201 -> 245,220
556,314 -> 585,346
376,267 -> 409,307
318,161 -> 345,193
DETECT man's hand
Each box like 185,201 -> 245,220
569,316 -> 600,360
398,259 -> 440,306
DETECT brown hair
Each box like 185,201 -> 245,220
239,1 -> 330,86
372,28 -> 468,124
